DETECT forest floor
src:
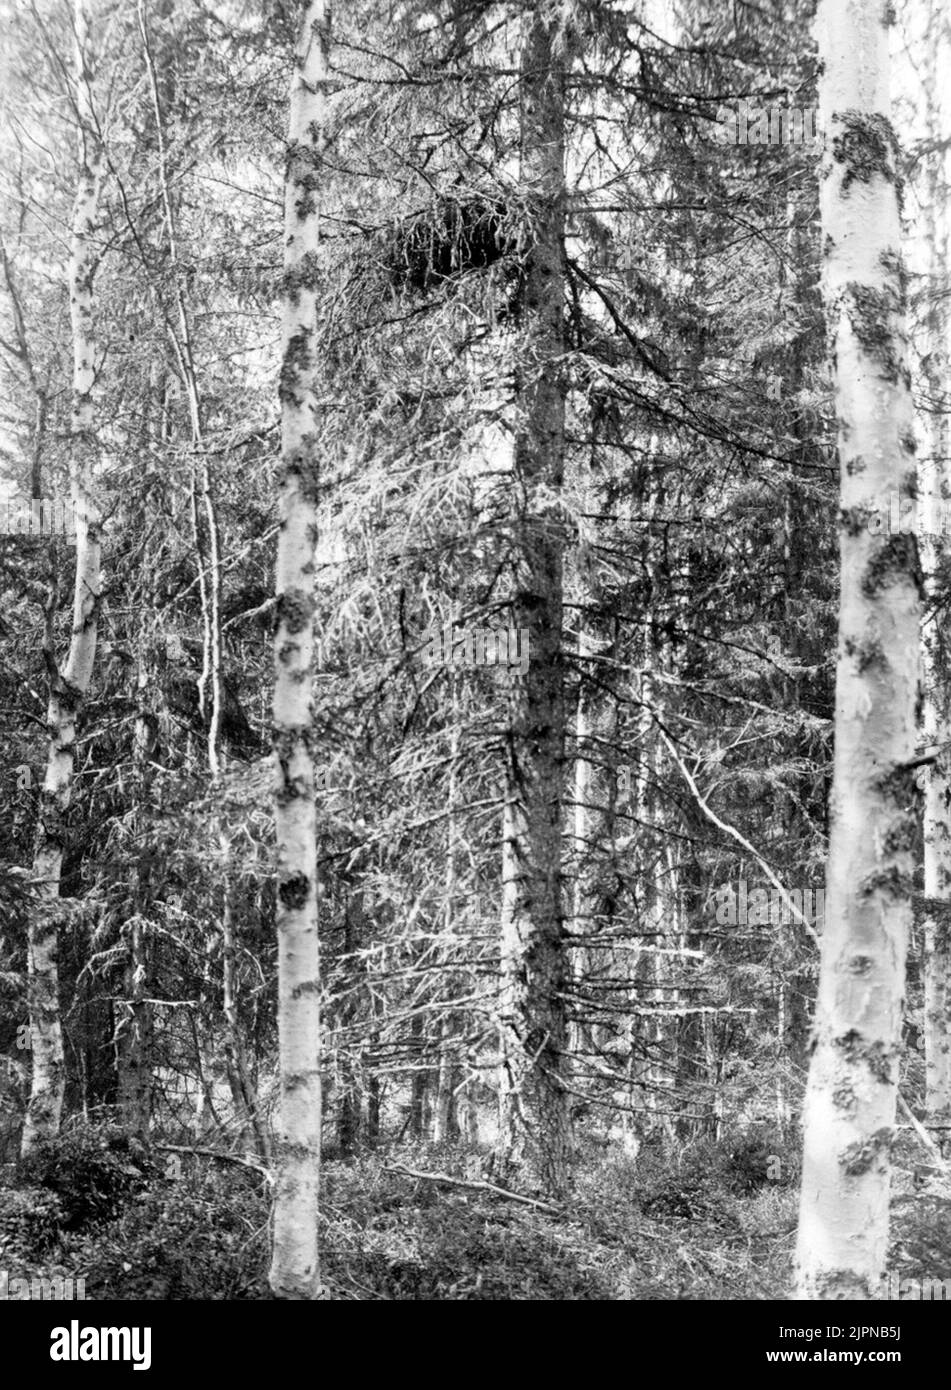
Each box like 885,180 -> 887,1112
0,1129 -> 948,1299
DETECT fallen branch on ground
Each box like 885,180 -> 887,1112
155,1142 -> 273,1182
384,1161 -> 562,1214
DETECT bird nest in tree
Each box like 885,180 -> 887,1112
384,196 -> 524,298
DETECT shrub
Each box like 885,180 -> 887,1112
82,1169 -> 269,1300
0,1185 -> 65,1259
889,1193 -> 951,1283
18,1123 -> 159,1230
634,1138 -> 731,1221
726,1128 -> 797,1193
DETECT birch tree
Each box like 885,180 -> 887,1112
795,0 -> 920,1298
918,0 -> 951,1147
268,0 -> 328,1300
22,0 -> 104,1156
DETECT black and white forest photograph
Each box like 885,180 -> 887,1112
0,0 -> 949,1354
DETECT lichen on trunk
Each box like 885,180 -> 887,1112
268,0 -> 329,1301
22,0 -> 104,1158
794,0 -> 920,1300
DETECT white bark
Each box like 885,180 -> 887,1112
918,0 -> 951,1142
138,0 -> 223,774
795,0 -> 919,1298
268,0 -> 328,1301
22,0 -> 103,1156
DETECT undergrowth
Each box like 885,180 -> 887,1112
0,1122 -> 943,1300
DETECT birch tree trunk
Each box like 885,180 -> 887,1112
795,0 -> 920,1299
497,4 -> 570,1196
22,0 -> 103,1156
138,0 -> 223,772
918,0 -> 951,1146
268,0 -> 328,1300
